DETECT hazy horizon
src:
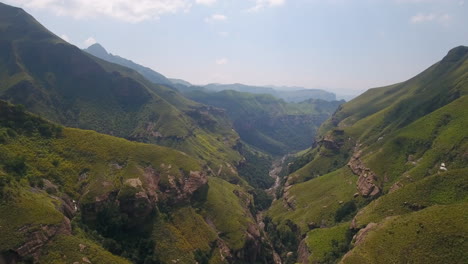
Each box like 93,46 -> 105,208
5,0 -> 468,94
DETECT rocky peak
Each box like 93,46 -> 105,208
84,43 -> 111,60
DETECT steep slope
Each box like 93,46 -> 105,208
186,89 -> 343,156
0,100 -> 271,264
0,3 -> 242,181
84,43 -> 173,86
266,46 -> 468,263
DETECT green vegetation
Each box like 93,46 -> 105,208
1,2 -> 468,263
41,235 -> 131,264
342,204 -> 468,264
268,168 -> 358,232
353,169 -> 468,228
201,83 -> 337,102
0,100 -> 259,263
201,177 -> 253,251
305,222 -> 354,264
152,207 -> 218,264
0,2 -> 243,181
266,46 -> 468,263
237,144 -> 274,189
186,89 -> 342,155
0,188 -> 64,251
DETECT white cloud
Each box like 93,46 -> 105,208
410,13 -> 436,23
84,37 -> 97,47
6,0 -> 192,23
60,34 -> 70,42
218,31 -> 229,37
247,0 -> 285,12
410,13 -> 452,24
205,14 -> 227,23
459,1 -> 465,6
196,0 -> 216,6
215,58 -> 228,65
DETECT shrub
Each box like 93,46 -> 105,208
3,155 -> 27,177
334,200 -> 357,222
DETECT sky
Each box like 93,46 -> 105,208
4,0 -> 468,94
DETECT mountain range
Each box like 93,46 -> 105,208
84,44 -> 337,103
0,2 -> 467,264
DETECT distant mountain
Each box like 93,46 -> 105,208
0,2 -> 243,182
0,4 -> 275,263
203,83 -> 337,102
84,43 -> 173,86
169,78 -> 192,87
186,89 -> 343,156
266,46 -> 468,263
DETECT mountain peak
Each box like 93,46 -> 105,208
442,45 -> 468,63
85,43 -> 109,58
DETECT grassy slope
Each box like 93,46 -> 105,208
0,3 -> 243,181
341,203 -> 468,264
267,167 -> 357,232
306,222 -> 351,264
152,207 -> 218,263
267,46 -> 468,263
41,235 -> 131,264
353,168 -> 468,228
0,101 -> 257,263
202,177 -> 253,251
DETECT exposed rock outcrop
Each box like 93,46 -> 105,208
15,217 -> 72,262
341,222 -> 379,263
297,238 -> 311,264
347,149 -> 380,197
352,222 -> 378,246
81,166 -> 208,227
317,129 -> 345,152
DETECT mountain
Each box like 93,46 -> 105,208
0,100 -> 274,264
1,2 -> 466,264
0,4 -> 287,263
84,43 -> 173,86
0,2 -> 244,183
186,89 -> 343,156
169,78 -> 192,87
203,83 -> 337,102
265,46 -> 468,263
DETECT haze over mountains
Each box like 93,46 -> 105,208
0,2 -> 467,264
84,43 -> 339,103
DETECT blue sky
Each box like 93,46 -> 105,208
5,0 -> 468,94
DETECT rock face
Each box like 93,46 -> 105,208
347,150 -> 380,197
15,217 -> 72,262
352,222 -> 378,246
341,222 -> 379,263
297,238 -> 311,264
81,166 -> 208,229
318,130 -> 345,152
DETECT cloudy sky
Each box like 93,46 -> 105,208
4,0 -> 468,94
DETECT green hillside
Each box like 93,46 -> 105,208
266,46 -> 468,263
0,2 -> 243,182
0,100 -> 269,264
186,89 -> 343,155
0,2 -> 467,264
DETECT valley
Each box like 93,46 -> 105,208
0,2 -> 467,264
